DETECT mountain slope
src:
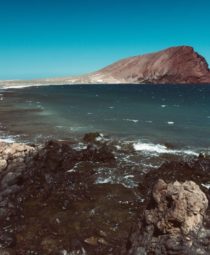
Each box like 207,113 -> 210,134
94,46 -> 210,84
0,46 -> 210,88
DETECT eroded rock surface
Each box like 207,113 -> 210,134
146,179 -> 208,235
0,142 -> 36,172
126,179 -> 210,255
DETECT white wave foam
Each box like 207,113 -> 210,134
133,142 -> 168,154
167,121 -> 174,125
115,145 -> 122,150
72,143 -> 87,151
124,175 -> 134,179
133,141 -> 198,156
123,119 -> 139,123
201,183 -> 210,189
95,176 -> 113,184
0,137 -> 16,143
95,133 -> 104,142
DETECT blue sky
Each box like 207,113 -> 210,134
0,0 -> 210,79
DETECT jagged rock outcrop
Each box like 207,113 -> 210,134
0,142 -> 37,218
0,142 -> 36,173
125,179 -> 210,255
145,179 -> 208,235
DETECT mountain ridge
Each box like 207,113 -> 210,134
96,46 -> 210,84
1,46 -> 210,88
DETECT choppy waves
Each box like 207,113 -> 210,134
133,141 -> 199,156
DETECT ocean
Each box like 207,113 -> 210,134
0,84 -> 210,187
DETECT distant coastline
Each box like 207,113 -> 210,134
1,46 -> 210,89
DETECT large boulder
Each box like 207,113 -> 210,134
145,179 -> 208,235
0,142 -> 36,172
125,179 -> 210,255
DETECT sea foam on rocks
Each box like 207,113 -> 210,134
133,141 -> 199,156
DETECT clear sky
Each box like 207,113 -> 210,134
0,0 -> 210,80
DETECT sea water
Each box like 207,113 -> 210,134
0,84 -> 210,186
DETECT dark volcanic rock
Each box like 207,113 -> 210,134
83,132 -> 104,144
138,157 -> 210,201
1,140 -> 210,254
97,46 -> 210,84
0,140 -> 138,254
123,156 -> 210,255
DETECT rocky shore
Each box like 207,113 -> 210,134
0,135 -> 210,254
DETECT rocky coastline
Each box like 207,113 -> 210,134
1,135 -> 210,254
